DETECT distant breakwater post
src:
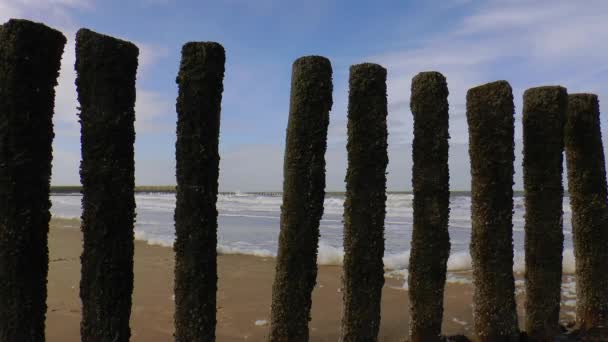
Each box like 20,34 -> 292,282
340,63 -> 388,341
269,56 -> 332,341
408,72 -> 451,342
173,42 -> 225,342
522,86 -> 567,341
564,94 -> 608,333
0,19 -> 65,341
466,81 -> 519,341
76,29 -> 138,342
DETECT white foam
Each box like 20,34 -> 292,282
50,213 -> 80,220
561,279 -> 577,299
562,248 -> 576,274
217,245 -> 274,258
254,320 -> 268,326
134,230 -> 173,247
446,251 -> 471,271
385,269 -> 408,279
446,274 -> 472,285
383,251 -> 410,271
50,193 -> 580,278
452,317 -> 468,326
513,251 -> 526,274
317,242 -> 344,266
401,271 -> 409,291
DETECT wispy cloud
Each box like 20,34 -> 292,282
319,0 -> 608,190
0,0 -> 174,184
135,90 -> 174,132
0,0 -> 93,28
137,42 -> 170,72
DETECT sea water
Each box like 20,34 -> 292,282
50,192 -> 575,275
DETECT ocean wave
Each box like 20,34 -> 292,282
50,193 -> 577,276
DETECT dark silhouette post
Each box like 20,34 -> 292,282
408,71 -> 451,342
269,56 -> 332,341
0,18 -> 65,342
341,63 -> 388,341
522,86 -> 567,341
466,80 -> 519,341
174,42 -> 225,342
76,28 -> 138,342
564,94 -> 608,332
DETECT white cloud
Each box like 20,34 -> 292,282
323,0 -> 608,191
219,144 -> 284,192
51,148 -> 80,185
135,89 -> 174,132
0,0 -> 173,184
54,34 -> 79,127
0,0 -> 93,27
137,42 -> 170,72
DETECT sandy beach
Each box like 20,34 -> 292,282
46,218 -> 576,341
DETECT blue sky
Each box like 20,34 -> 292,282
2,0 -> 607,191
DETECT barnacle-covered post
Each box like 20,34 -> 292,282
466,80 -> 519,341
269,56 -> 332,341
76,28 -> 138,342
522,86 -> 567,340
564,93 -> 608,332
0,18 -> 65,341
173,41 -> 225,342
341,63 -> 388,341
408,71 -> 451,342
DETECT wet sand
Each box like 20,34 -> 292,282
46,218 -> 575,341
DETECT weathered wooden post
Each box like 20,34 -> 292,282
269,56 -> 332,341
0,18 -> 65,342
466,80 -> 519,341
341,63 -> 388,341
522,86 -> 567,341
564,94 -> 608,333
174,42 -> 225,342
76,28 -> 138,342
408,71 -> 451,342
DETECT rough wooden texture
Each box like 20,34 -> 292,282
76,28 -> 138,342
341,63 -> 388,342
466,80 -> 519,342
0,18 -> 65,342
174,42 -> 225,342
564,94 -> 608,332
522,86 -> 567,341
269,56 -> 332,342
408,71 -> 451,342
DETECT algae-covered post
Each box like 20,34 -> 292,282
76,28 -> 138,342
522,86 -> 567,341
341,63 -> 388,342
269,56 -> 332,341
174,42 -> 225,342
0,18 -> 65,341
408,71 -> 450,342
466,81 -> 519,341
564,94 -> 608,332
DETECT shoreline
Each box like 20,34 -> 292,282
47,218 -> 575,341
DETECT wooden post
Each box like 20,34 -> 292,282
466,80 -> 519,341
76,28 -> 138,342
174,42 -> 225,342
269,56 -> 332,341
341,63 -> 388,341
564,93 -> 608,333
408,71 -> 451,342
522,86 -> 567,340
0,18 -> 65,342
